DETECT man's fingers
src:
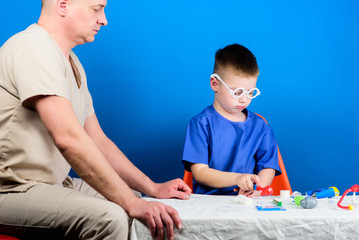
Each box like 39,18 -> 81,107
146,215 -> 157,239
166,205 -> 182,230
177,180 -> 192,195
161,208 -> 176,240
170,189 -> 190,200
145,203 -> 180,240
153,210 -> 164,240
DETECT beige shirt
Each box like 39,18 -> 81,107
0,24 -> 94,192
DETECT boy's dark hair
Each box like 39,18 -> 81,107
213,43 -> 259,77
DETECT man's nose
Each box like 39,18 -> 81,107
99,11 -> 108,26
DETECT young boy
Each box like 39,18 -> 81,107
182,43 -> 281,196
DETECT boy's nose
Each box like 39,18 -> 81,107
238,95 -> 247,102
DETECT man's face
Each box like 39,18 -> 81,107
65,0 -> 108,45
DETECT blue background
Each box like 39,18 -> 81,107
3,1 -> 358,194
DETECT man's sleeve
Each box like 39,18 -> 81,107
12,39 -> 70,107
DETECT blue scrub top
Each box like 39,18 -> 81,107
182,105 -> 281,195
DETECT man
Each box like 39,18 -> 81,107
0,0 -> 191,239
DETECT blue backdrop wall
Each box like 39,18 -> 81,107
3,1 -> 358,194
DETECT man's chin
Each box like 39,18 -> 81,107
85,36 -> 96,43
77,36 -> 95,45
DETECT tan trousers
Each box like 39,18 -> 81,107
0,177 -> 140,240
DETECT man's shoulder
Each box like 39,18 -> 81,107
1,24 -> 67,71
2,24 -> 56,54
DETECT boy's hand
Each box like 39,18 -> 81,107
246,190 -> 262,197
233,174 -> 260,194
233,188 -> 262,197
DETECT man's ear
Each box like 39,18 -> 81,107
210,76 -> 219,92
57,0 -> 70,17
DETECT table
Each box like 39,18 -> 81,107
130,194 -> 359,240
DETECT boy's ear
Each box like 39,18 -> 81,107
210,76 -> 219,92
57,0 -> 70,17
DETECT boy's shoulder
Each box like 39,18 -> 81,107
189,105 -> 216,123
189,107 -> 269,124
247,110 -> 268,124
246,111 -> 274,133
251,112 -> 269,123
188,107 -> 272,130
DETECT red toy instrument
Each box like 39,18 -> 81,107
254,185 -> 273,196
337,184 -> 359,210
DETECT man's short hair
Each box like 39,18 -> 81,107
41,0 -> 47,9
41,0 -> 56,9
213,43 -> 259,77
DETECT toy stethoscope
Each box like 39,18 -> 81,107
337,184 -> 359,210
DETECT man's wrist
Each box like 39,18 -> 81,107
146,181 -> 159,198
122,195 -> 143,215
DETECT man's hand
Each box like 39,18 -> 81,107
128,198 -> 182,240
152,178 -> 191,200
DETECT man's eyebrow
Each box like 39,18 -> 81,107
92,4 -> 106,8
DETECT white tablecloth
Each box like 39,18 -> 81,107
130,194 -> 359,240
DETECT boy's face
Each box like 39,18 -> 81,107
210,69 -> 258,120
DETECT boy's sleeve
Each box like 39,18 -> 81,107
182,117 -> 210,171
255,128 -> 282,176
